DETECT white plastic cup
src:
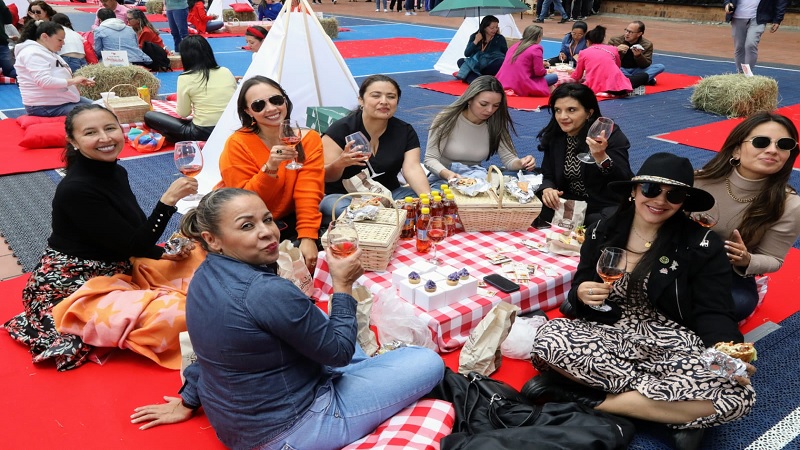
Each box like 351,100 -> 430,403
99,92 -> 117,101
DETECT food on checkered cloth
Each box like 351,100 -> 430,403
458,268 -> 470,280
714,341 -> 757,363
425,280 -> 437,292
447,272 -> 460,286
574,226 -> 586,244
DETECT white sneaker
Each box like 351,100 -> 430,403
632,85 -> 646,96
375,8 -> 379,11
405,11 -> 411,15
411,10 -> 417,14
384,8 -> 388,12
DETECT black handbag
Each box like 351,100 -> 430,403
465,372 -> 542,430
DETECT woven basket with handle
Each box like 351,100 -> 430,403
321,193 -> 406,272
104,84 -> 150,124
449,165 -> 542,232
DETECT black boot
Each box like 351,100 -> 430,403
521,370 -> 606,407
670,428 -> 705,450
559,299 -> 576,318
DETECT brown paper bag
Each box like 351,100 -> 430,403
553,198 -> 587,230
352,284 -> 379,356
458,302 -> 519,376
277,240 -> 313,297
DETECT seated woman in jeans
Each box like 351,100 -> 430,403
320,75 -> 430,224
52,14 -> 87,74
131,188 -> 445,450
14,21 -> 94,117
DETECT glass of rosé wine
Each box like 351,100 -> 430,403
689,203 -> 719,228
327,220 -> 359,258
174,141 -> 204,201
591,247 -> 627,312
427,216 -> 447,265
280,119 -> 303,170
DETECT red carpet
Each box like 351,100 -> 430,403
333,38 -> 447,59
419,72 -> 701,111
654,104 -> 800,170
0,119 -> 173,176
2,248 -> 797,448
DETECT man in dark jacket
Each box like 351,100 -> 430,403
0,0 -> 17,78
723,0 -> 789,73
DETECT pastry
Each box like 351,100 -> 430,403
455,178 -> 478,187
458,268 -> 469,280
447,272 -> 459,286
714,341 -> 757,363
517,181 -> 530,192
408,271 -> 420,285
424,280 -> 437,292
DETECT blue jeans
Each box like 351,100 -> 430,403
0,44 -> 16,78
320,185 -> 416,230
167,7 -> 190,50
538,0 -> 568,20
731,272 -> 758,322
545,73 -> 559,85
61,56 -> 88,74
620,64 -> 665,83
25,97 -> 94,117
375,0 -> 387,8
206,20 -> 224,32
257,346 -> 444,450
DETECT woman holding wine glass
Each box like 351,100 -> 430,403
320,75 -> 431,224
535,82 -> 633,227
218,76 -> 324,273
694,112 -> 800,321
525,153 -> 755,449
3,105 -> 197,371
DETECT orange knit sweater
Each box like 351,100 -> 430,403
219,129 -> 324,241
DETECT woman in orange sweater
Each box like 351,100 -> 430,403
218,76 -> 323,272
187,0 -> 223,34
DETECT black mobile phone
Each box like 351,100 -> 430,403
483,274 -> 520,293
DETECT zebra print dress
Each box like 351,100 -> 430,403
532,274 -> 756,429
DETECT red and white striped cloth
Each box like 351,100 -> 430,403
342,399 -> 455,450
313,229 -> 578,352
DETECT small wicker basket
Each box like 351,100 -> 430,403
450,165 -> 542,232
321,193 -> 406,272
104,84 -> 150,123
168,54 -> 182,70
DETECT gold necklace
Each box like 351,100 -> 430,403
632,226 -> 655,248
725,178 -> 757,203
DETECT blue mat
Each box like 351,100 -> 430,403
329,21 -> 456,41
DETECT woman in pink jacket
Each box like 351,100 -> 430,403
570,25 -> 647,97
495,25 -> 558,97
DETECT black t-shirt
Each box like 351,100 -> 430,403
619,38 -> 639,69
323,111 -> 420,194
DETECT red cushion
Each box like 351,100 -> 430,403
19,123 -> 68,149
16,115 -> 67,130
135,5 -> 147,10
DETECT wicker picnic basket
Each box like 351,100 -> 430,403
321,193 -> 406,272
449,165 -> 542,232
168,54 -> 182,70
224,18 -> 271,34
104,84 -> 150,123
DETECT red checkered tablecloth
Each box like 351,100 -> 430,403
342,399 -> 455,450
313,229 -> 578,352
120,99 -> 183,135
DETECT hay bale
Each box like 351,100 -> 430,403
691,74 -> 778,118
145,0 -> 164,14
505,37 -> 520,48
74,64 -> 161,100
319,17 -> 338,39
222,8 -> 256,21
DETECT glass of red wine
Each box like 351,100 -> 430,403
327,220 -> 359,258
173,141 -> 203,201
689,203 -> 719,228
280,119 -> 303,170
427,216 -> 447,265
592,246 -> 627,311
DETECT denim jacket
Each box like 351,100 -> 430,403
180,253 -> 358,450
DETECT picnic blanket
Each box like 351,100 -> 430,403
52,248 -> 207,370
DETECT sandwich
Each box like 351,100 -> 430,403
714,341 -> 757,363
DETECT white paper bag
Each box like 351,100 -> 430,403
352,284 -> 379,356
276,240 -> 313,296
179,331 -> 196,384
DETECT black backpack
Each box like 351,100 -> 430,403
141,41 -> 172,72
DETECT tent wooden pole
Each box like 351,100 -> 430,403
274,3 -> 293,84
300,0 -> 323,105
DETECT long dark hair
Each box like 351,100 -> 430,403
63,104 -> 121,170
537,82 -> 601,151
236,75 -> 294,133
179,35 -> 220,87
585,25 -> 606,45
51,13 -> 74,30
696,112 -> 799,247
127,9 -> 159,36
26,1 -> 56,21
429,75 -> 515,160
181,188 -> 261,252
477,15 -> 499,42
19,20 -> 62,43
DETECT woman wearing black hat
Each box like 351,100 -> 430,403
525,153 -> 756,449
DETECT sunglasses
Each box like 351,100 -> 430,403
639,183 -> 688,204
743,136 -> 797,151
32,9 -> 44,13
250,95 -> 286,113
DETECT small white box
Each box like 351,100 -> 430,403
397,278 -> 422,304
391,263 -> 437,287
414,275 -> 450,311
433,264 -> 459,278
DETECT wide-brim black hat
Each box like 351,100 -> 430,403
608,152 -> 715,212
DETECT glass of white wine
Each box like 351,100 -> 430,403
591,247 -> 626,312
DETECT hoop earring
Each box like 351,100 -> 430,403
729,157 -> 741,167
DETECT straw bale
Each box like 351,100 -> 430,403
320,17 -> 338,39
74,65 -> 161,100
222,9 -> 256,21
691,74 -> 778,118
146,0 -> 164,14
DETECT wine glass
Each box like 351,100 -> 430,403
173,141 -> 204,201
689,203 -> 720,228
577,117 -> 614,164
345,131 -> 384,178
591,247 -> 627,312
427,216 -> 447,265
280,119 -> 303,170
327,220 -> 359,258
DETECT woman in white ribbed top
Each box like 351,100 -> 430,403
423,75 -> 535,186
695,112 -> 800,321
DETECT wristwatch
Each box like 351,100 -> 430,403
596,157 -> 613,170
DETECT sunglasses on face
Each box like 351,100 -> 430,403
250,95 -> 286,113
639,183 -> 688,204
32,9 -> 44,13
743,136 -> 797,151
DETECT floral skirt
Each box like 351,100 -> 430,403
3,247 -> 130,371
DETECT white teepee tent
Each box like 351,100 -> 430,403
433,15 -> 521,76
180,0 -> 359,212
208,0 -> 248,20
